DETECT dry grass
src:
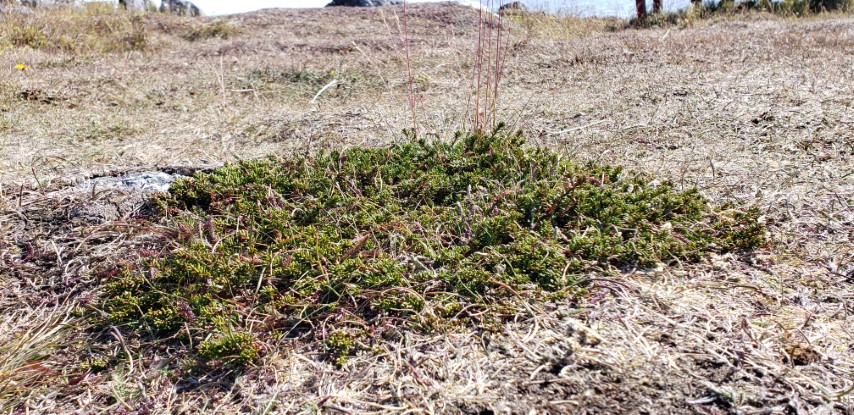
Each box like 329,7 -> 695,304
0,3 -> 157,53
0,304 -> 73,407
509,12 -> 619,40
0,3 -> 852,414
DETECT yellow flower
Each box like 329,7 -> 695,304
14,63 -> 29,72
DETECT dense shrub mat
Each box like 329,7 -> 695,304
99,128 -> 763,365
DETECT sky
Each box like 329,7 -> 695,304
131,0 -> 692,18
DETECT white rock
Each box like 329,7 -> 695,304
78,171 -> 183,193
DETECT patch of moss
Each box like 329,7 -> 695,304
98,127 -> 763,365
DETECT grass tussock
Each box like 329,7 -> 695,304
96,128 -> 763,368
0,3 -> 151,53
179,19 -> 239,42
509,13 -> 616,40
0,4 -> 242,54
0,307 -> 75,411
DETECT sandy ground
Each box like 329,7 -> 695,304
0,4 -> 852,414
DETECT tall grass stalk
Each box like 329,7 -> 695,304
471,0 -> 510,132
474,4 -> 485,130
400,1 -> 510,135
402,0 -> 418,137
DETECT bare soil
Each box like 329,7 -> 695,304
0,4 -> 851,414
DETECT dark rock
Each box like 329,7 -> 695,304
119,0 -> 155,12
498,1 -> 528,15
160,0 -> 201,16
326,0 -> 401,7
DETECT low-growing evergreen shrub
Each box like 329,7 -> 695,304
98,127 -> 763,366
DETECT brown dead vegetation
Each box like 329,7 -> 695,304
0,3 -> 852,414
